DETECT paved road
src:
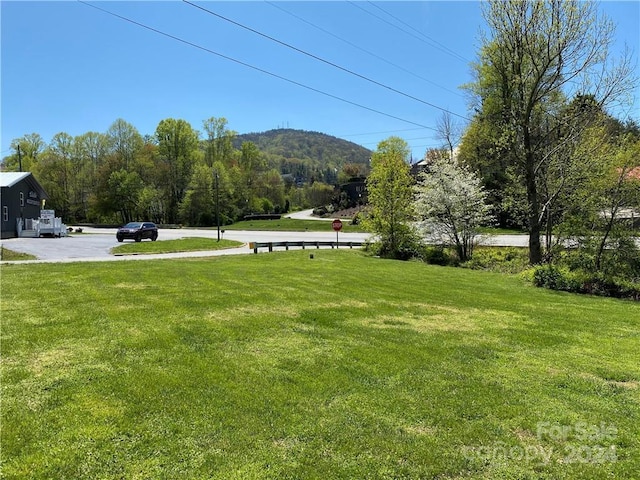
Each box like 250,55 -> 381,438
0,227 -> 371,264
0,201 -> 529,263
284,208 -> 333,221
0,228 -> 530,264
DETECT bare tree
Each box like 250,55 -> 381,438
436,112 -> 462,161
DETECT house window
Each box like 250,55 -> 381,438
20,192 -> 24,207
3,206 -> 8,222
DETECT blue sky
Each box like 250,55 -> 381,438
2,1 -> 639,162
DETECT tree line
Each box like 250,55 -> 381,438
364,1 -> 639,297
2,118 -> 354,225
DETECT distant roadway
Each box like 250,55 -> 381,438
3,209 -> 635,263
0,225 -> 528,264
0,227 -> 370,263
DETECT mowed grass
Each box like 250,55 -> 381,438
110,238 -> 243,255
1,250 -> 638,479
0,247 -> 37,261
223,218 -> 365,232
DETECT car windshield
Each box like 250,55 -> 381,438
123,222 -> 142,228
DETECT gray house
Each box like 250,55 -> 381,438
0,172 -> 49,239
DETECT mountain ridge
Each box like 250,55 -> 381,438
234,128 -> 372,165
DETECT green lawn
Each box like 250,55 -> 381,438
0,246 -> 37,261
477,226 -> 528,235
111,237 -> 243,255
222,218 -> 365,232
1,250 -> 638,479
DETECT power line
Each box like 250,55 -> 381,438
359,136 -> 438,146
182,0 -> 469,122
365,1 -> 470,64
265,1 -> 464,99
78,1 -> 437,131
340,127 -> 427,137
410,144 -> 444,150
349,1 -> 469,64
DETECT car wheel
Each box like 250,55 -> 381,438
152,233 -> 158,241
117,237 -> 123,242
135,234 -> 142,242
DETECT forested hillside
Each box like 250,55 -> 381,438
1,119 -> 371,226
235,129 -> 370,165
235,129 -> 371,186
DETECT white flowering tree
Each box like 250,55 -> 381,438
415,153 -> 492,262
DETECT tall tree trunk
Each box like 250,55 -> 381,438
524,132 -> 542,264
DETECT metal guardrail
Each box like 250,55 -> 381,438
250,241 -> 364,253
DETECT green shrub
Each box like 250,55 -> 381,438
605,237 -> 640,279
615,279 -> 640,301
462,247 -> 529,273
533,265 -> 640,300
533,265 -> 573,291
260,198 -> 274,214
558,249 -> 596,272
312,206 -> 328,217
558,238 -> 640,281
197,212 -> 214,226
423,246 -> 456,266
364,232 -> 427,261
581,274 -> 640,300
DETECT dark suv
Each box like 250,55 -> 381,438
116,222 -> 158,242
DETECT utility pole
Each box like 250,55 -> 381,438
215,171 -> 220,241
17,145 -> 22,172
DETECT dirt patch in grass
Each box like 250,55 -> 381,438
402,424 -> 438,437
365,304 -> 519,334
609,380 -> 639,389
579,372 -> 639,390
28,347 -> 75,377
207,304 -> 301,322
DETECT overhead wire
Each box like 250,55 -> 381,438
182,0 -> 470,122
265,1 -> 464,99
360,136 -> 439,145
77,1 -> 438,131
339,127 -> 427,137
348,1 -> 469,64
364,1 -> 470,64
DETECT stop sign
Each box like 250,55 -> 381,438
332,219 -> 343,231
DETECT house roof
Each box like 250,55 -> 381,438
0,171 -> 31,188
0,172 -> 49,199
